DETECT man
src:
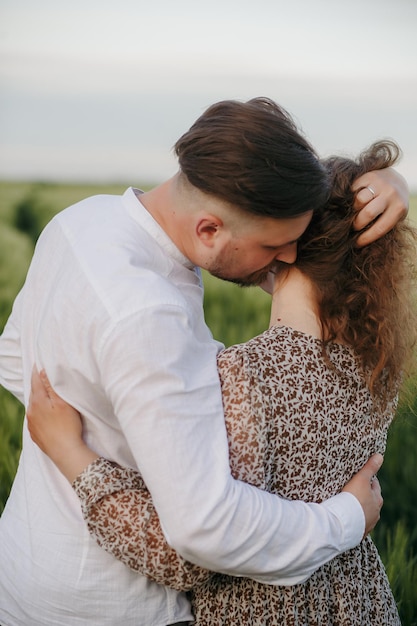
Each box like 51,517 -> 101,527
0,98 -> 408,625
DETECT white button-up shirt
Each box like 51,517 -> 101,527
0,188 -> 364,626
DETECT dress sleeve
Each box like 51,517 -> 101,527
72,458 -> 213,591
217,345 -> 267,487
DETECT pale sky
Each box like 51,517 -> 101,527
1,0 -> 417,188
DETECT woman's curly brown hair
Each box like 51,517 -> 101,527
296,140 -> 417,404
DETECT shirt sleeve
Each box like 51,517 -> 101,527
73,458 -> 212,590
98,304 -> 365,585
0,289 -> 25,404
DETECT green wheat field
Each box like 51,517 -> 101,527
1,181 -> 417,624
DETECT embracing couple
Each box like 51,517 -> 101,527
0,98 -> 415,626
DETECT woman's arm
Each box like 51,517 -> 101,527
27,369 -> 213,591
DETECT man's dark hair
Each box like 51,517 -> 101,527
174,97 -> 330,218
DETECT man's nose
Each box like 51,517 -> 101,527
275,243 -> 297,264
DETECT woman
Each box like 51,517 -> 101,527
28,140 -> 416,625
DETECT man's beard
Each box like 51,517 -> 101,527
207,258 -> 292,289
208,265 -> 272,288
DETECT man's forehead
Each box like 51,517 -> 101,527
256,212 -> 312,243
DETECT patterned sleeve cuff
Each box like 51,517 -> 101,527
72,457 -> 146,511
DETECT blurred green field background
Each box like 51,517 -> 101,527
1,181 -> 417,624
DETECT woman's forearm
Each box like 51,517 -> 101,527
73,457 -> 213,591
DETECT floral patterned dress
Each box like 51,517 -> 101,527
73,325 -> 401,625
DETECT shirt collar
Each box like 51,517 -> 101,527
122,187 -> 195,269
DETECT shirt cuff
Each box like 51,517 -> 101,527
322,491 -> 365,551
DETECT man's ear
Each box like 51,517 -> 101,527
196,215 -> 224,248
